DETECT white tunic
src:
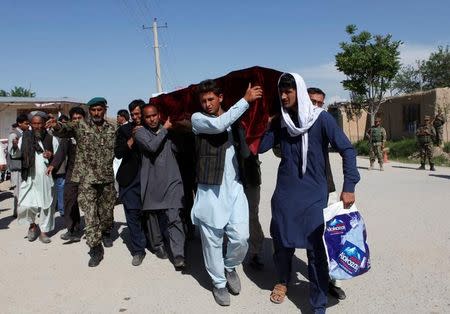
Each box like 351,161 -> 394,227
15,136 -> 58,231
190,99 -> 249,229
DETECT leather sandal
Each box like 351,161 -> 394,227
270,283 -> 287,304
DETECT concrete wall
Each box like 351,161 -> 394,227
331,88 -> 450,143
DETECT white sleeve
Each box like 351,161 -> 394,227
191,98 -> 249,135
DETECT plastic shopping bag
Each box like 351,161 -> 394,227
323,202 -> 371,280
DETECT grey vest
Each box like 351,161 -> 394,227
7,129 -> 22,171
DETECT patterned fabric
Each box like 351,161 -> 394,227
369,143 -> 383,163
78,182 -> 115,247
416,125 -> 435,145
52,119 -> 115,184
419,143 -> 434,164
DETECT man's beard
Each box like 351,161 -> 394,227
91,117 -> 103,123
33,129 -> 45,140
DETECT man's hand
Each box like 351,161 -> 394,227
46,165 -> 54,176
126,137 -> 134,149
12,137 -> 19,149
45,115 -> 59,130
163,117 -> 172,130
243,83 -> 263,103
340,192 -> 355,209
43,150 -> 53,159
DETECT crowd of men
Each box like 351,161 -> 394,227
0,73 -> 362,313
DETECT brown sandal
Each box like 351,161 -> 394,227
270,283 -> 287,304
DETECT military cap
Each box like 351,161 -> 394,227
87,97 -> 107,107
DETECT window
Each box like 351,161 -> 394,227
403,104 -> 420,133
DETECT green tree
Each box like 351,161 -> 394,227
9,86 -> 36,97
421,45 -> 450,90
392,64 -> 422,94
393,45 -> 450,94
335,24 -> 402,126
0,89 -> 9,96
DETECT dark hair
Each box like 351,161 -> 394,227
278,73 -> 297,90
128,99 -> 146,112
196,79 -> 222,97
12,123 -> 18,128
142,103 -> 158,113
117,109 -> 130,121
58,114 -> 69,122
16,113 -> 29,124
307,87 -> 326,98
69,106 -> 86,119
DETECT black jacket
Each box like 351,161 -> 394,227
114,123 -> 141,187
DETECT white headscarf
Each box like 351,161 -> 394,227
279,72 -> 324,175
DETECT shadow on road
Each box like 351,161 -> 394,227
429,174 -> 450,180
391,165 -> 419,170
357,166 -> 369,170
243,238 -> 338,313
0,191 -> 13,202
0,214 -> 15,229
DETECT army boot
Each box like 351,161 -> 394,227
429,163 -> 436,171
417,163 -> 426,170
88,244 -> 104,267
368,162 -> 374,170
379,163 -> 384,171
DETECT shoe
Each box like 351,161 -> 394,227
60,230 -> 72,241
39,233 -> 51,244
102,232 -> 113,248
225,269 -> 241,295
379,164 -> 384,171
368,162 -> 374,170
328,282 -> 346,300
155,246 -> 168,259
212,287 -> 230,306
70,230 -> 82,242
417,164 -> 426,170
173,257 -> 186,270
131,253 -> 146,266
249,254 -> 264,270
27,226 -> 39,242
88,244 -> 104,267
429,163 -> 436,171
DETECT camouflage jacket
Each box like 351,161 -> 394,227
433,114 -> 446,129
52,119 -> 116,184
416,124 -> 436,145
367,126 -> 386,144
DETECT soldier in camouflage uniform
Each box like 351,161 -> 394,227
416,115 -> 436,171
366,117 -> 387,171
46,97 -> 116,267
432,108 -> 446,148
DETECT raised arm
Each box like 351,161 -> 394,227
191,99 -> 249,135
135,127 -> 168,154
46,117 -> 77,139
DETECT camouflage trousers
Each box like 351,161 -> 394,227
418,143 -> 433,164
78,182 -> 116,248
435,127 -> 444,146
369,143 -> 383,164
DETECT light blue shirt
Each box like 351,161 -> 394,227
191,98 -> 250,229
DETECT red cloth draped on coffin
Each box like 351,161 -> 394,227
149,66 -> 283,154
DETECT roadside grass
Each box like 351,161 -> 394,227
353,139 -> 450,167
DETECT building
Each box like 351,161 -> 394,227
328,87 -> 450,143
0,97 -> 85,140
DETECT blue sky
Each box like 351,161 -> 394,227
1,0 -> 449,114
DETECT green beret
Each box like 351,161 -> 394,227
87,97 -> 107,107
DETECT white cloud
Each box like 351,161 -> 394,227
298,62 -> 344,81
399,42 -> 435,66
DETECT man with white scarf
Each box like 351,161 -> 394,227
259,73 -> 360,313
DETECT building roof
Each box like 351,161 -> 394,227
0,96 -> 85,106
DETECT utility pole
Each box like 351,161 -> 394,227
143,18 -> 167,94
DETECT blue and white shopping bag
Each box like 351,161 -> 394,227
323,202 -> 371,280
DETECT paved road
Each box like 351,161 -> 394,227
0,153 -> 449,314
